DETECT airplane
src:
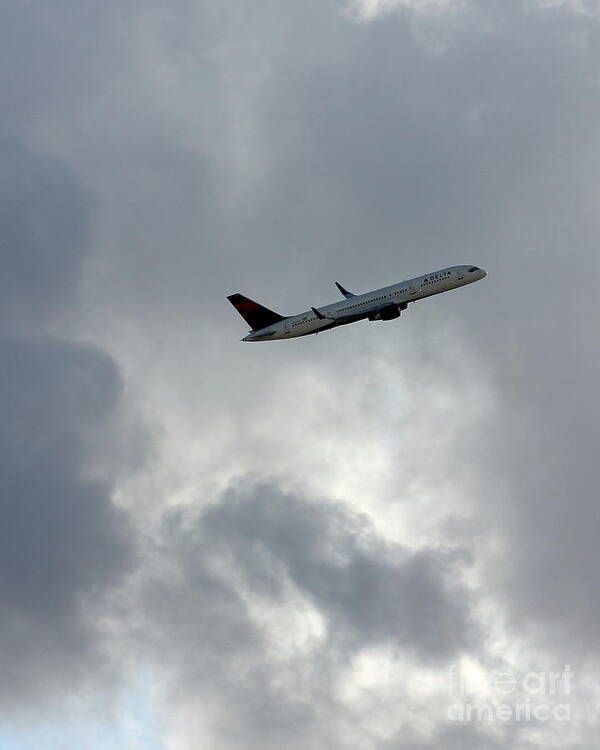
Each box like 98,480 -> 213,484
227,264 -> 487,342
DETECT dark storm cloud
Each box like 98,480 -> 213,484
0,337 -> 126,613
0,139 -> 135,705
0,337 -> 132,703
0,137 -> 92,331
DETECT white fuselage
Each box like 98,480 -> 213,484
242,264 -> 486,341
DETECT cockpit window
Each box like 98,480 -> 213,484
468,266 -> 479,272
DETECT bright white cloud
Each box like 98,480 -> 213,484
350,0 -> 460,21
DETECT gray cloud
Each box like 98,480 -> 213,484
199,483 -> 476,658
383,722 -> 509,750
137,481 -> 477,748
0,137 -> 93,332
0,138 -> 135,707
1,0 -> 600,747
0,336 -> 133,703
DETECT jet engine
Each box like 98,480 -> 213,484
369,303 -> 401,321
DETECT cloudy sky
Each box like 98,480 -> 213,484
1,0 -> 600,748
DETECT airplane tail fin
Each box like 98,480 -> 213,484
227,293 -> 286,331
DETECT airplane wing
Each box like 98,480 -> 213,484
310,302 -> 398,323
312,300 -> 406,323
311,306 -> 373,323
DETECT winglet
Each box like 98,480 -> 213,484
335,281 -> 355,299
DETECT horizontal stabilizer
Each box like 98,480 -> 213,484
227,293 -> 286,331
